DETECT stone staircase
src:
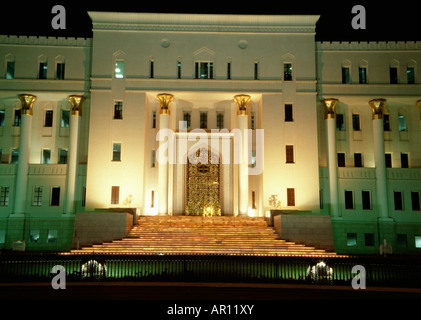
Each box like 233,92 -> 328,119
70,216 -> 340,257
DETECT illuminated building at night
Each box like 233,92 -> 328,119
0,12 -> 420,255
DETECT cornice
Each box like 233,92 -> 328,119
317,41 -> 421,51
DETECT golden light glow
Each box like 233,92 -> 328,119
248,207 -> 256,217
68,95 -> 86,116
18,94 -> 37,115
321,98 -> 339,119
234,94 -> 251,116
157,93 -> 174,115
368,98 -> 386,120
416,100 -> 421,120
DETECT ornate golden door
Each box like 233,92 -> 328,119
185,150 -> 221,216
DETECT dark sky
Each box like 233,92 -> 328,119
1,1 -> 419,41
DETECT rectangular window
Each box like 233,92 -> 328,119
354,153 -> 362,167
177,61 -> 181,79
359,67 -> 367,84
42,149 -> 51,164
398,114 -> 407,131
112,143 -> 121,161
252,191 -> 256,209
285,104 -> 293,122
30,230 -> 40,243
61,110 -> 69,127
216,113 -> 224,130
183,112 -> 191,129
401,153 -> 409,168
287,188 -> 295,206
152,112 -> 156,129
113,101 -> 123,120
0,110 -> 5,126
251,113 -> 255,130
336,114 -> 345,131
383,114 -> 391,131
56,63 -> 65,80
407,67 -> 415,84
58,148 -> 68,164
337,153 -> 345,167
390,67 -> 398,84
11,148 -> 19,164
151,150 -> 156,168
44,110 -> 53,127
115,60 -> 124,79
38,62 -> 47,79
352,114 -> 360,131
195,62 -> 213,79
150,60 -> 154,78
227,62 -> 231,79
286,145 -> 294,163
6,61 -> 15,79
254,62 -> 259,80
200,112 -> 207,129
364,233 -> 375,246
47,230 -> 58,243
345,190 -> 354,209
362,190 -> 371,210
13,109 -> 21,127
50,187 -> 60,206
385,153 -> 392,168
284,63 -> 293,81
342,67 -> 350,84
0,186 -> 9,206
394,191 -> 403,210
111,186 -> 120,205
416,236 -> 421,248
347,233 -> 357,246
32,186 -> 43,206
411,192 -> 420,211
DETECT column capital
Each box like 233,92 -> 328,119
157,93 -> 174,115
18,94 -> 37,116
321,98 -> 339,119
234,94 -> 251,116
68,95 -> 86,116
369,98 -> 386,120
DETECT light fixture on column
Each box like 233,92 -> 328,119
321,98 -> 339,119
368,98 -> 386,120
68,95 -> 86,116
18,94 -> 37,115
157,93 -> 174,115
234,95 -> 251,116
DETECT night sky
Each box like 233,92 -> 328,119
0,1 -> 419,41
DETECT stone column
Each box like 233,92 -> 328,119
234,95 -> 250,216
64,95 -> 85,214
322,99 -> 340,218
369,99 -> 389,219
13,94 -> 37,215
157,93 -> 173,215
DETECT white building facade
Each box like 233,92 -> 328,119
0,12 -> 420,254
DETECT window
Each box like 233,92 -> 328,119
42,149 -> 51,164
151,150 -> 156,168
30,230 -> 40,243
56,63 -> 65,80
177,61 -> 181,79
364,233 -> 375,246
347,233 -> 357,246
150,190 -> 155,208
227,62 -> 231,79
284,63 -> 293,81
415,236 -> 421,248
0,186 -> 9,206
411,192 -> 420,211
359,67 -> 367,84
38,62 -> 47,79
401,153 -> 409,168
44,110 -> 53,127
32,186 -> 43,206
362,190 -> 371,210
6,61 -> 15,79
394,191 -> 403,210
407,67 -> 415,84
47,230 -> 58,243
390,67 -> 398,84
254,62 -> 259,80
354,153 -> 362,167
13,109 -> 21,127
396,234 -> 407,248
398,114 -> 407,131
61,110 -> 69,127
11,148 -> 19,164
111,186 -> 120,204
112,143 -> 121,161
352,114 -> 360,131
113,101 -> 123,120
195,62 -> 213,79
286,145 -> 294,163
200,112 -> 207,129
336,114 -> 345,131
337,153 -> 345,167
385,153 -> 392,168
152,112 -> 156,129
252,191 -> 256,209
58,149 -> 68,164
345,190 -> 354,209
115,60 -> 124,78
183,112 -> 191,129
287,188 -> 295,206
285,104 -> 293,122
342,67 -> 350,84
383,114 -> 391,131
0,110 -> 5,126
150,60 -> 154,78
50,187 -> 60,206
216,113 -> 224,129
251,112 -> 255,130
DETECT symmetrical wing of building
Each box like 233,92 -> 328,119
0,12 -> 420,254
